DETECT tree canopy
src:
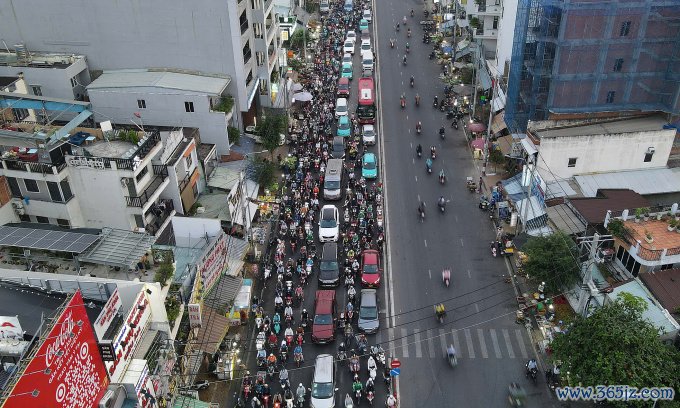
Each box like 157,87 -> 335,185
551,293 -> 680,407
257,114 -> 287,157
521,231 -> 580,292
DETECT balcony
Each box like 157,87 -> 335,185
125,167 -> 169,207
2,160 -> 68,175
178,167 -> 198,192
620,218 -> 680,265
145,199 -> 175,236
473,2 -> 502,16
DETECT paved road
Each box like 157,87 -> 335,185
372,1 -> 558,407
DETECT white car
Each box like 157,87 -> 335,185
346,30 -> 357,44
343,40 -> 355,55
319,205 -> 339,242
360,39 -> 371,55
363,9 -> 372,22
342,53 -> 353,67
362,124 -> 376,145
335,97 -> 348,118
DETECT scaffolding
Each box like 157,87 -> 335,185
505,0 -> 680,131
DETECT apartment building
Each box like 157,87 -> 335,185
0,0 -> 280,129
505,0 -> 680,131
457,0 -> 503,59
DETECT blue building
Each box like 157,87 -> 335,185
505,0 -> 680,131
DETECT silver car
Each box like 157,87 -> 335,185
358,289 -> 379,333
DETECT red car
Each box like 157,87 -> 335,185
312,290 -> 336,343
337,77 -> 350,97
360,250 -> 382,287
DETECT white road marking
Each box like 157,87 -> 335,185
439,329 -> 448,357
415,175 -> 418,182
452,329 -> 461,358
467,269 -> 472,279
502,329 -> 515,359
427,329 -> 436,358
428,269 -> 431,279
455,215 -> 459,223
464,329 -> 475,358
389,328 -> 396,358
401,328 -> 409,358
490,329 -> 503,358
417,194 -> 420,201
516,329 -> 529,359
414,329 -> 422,358
474,303 -> 480,313
460,238 -> 464,247
477,329 -> 489,359
424,239 -> 427,247
412,158 -> 415,164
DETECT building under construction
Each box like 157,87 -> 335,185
505,0 -> 680,131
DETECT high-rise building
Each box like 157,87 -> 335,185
505,0 -> 680,131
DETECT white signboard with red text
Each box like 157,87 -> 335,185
0,316 -> 23,340
188,303 -> 202,328
93,288 -> 122,339
197,232 -> 228,293
4,291 -> 109,408
106,290 -> 152,382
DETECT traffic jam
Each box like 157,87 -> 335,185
238,0 -> 396,407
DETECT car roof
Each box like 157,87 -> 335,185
314,354 -> 334,381
362,124 -> 374,131
363,152 -> 376,160
315,290 -> 335,313
338,77 -> 350,84
336,98 -> 348,105
322,243 -> 338,260
361,289 -> 377,304
338,116 -> 349,123
362,249 -> 379,262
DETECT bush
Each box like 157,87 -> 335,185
228,126 -> 241,145
165,296 -> 181,323
214,95 -> 235,113
154,261 -> 174,286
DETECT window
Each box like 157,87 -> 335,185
24,179 -> 39,193
606,91 -> 615,103
13,108 -> 29,121
47,181 -> 63,202
57,219 -> 70,227
568,158 -> 577,168
137,99 -> 146,109
192,182 -> 199,198
6,177 -> 21,197
135,165 -> 149,182
243,42 -> 252,64
644,149 -> 654,162
36,216 -> 49,224
19,214 -> 31,222
620,21 -> 631,36
134,214 -> 145,228
613,58 -> 623,72
493,16 -> 499,29
70,76 -> 78,88
240,10 -> 249,34
31,85 -> 42,96
660,263 -> 674,270
184,101 -> 195,113
185,154 -> 193,169
60,179 -> 73,201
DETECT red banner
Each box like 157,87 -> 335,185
4,291 -> 109,408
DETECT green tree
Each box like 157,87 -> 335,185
552,294 -> 680,407
289,29 -> 307,51
257,114 -> 288,158
521,231 -> 580,292
251,158 -> 277,188
228,126 -> 241,145
488,148 -> 506,172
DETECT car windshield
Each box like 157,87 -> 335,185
320,218 -> 336,228
325,180 -> 340,189
337,105 -> 347,113
339,122 -> 350,130
314,314 -> 332,325
363,264 -> 378,273
321,261 -> 338,271
311,382 -> 334,399
339,84 -> 349,91
364,159 -> 375,170
360,306 -> 378,320
345,42 -> 352,47
342,66 -> 351,73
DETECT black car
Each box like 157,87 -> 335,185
331,136 -> 345,159
318,243 -> 340,287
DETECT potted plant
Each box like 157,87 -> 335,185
642,208 -> 650,221
607,218 -> 626,239
644,230 -> 653,244
656,211 -> 665,221
668,219 -> 677,232
634,208 -> 644,223
675,212 -> 680,222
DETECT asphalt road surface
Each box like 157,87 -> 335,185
372,1 -> 559,407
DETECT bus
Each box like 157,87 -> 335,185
357,77 -> 376,124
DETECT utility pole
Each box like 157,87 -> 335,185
482,74 -> 498,175
519,152 -> 536,234
471,43 -> 479,120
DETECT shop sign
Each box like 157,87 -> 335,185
3,291 -> 108,408
98,340 -> 117,362
197,233 -> 228,292
0,316 -> 23,340
93,288 -> 122,339
188,303 -> 202,328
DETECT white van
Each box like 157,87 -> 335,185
362,51 -> 374,71
320,0 -> 330,13
324,159 -> 343,200
335,98 -> 348,118
344,0 -> 353,12
310,354 -> 336,408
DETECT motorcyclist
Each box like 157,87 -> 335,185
415,93 -> 421,105
439,170 -> 446,183
430,145 -> 436,158
347,284 -> 357,299
366,377 -> 375,393
407,28 -> 411,37
410,9 -> 414,16
447,345 -> 457,366
438,196 -> 446,208
526,359 -> 537,376
403,55 -> 407,65
386,395 -> 397,407
396,23 -> 400,31
416,121 -> 422,133
409,75 -> 414,85
284,305 -> 293,321
280,340 -> 288,355
279,367 -> 289,387
294,344 -> 303,358
390,38 -> 395,48
267,353 -> 277,366
301,308 -> 308,323
338,342 -> 347,358
406,43 -> 410,53
416,144 -> 422,156
352,377 -> 363,396
274,294 -> 283,310
433,95 -> 439,107
435,303 -> 446,317
439,126 -> 445,136
425,158 -> 433,172
296,383 -> 306,401
418,201 -> 426,216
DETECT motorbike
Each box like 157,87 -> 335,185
400,98 -> 406,109
479,196 -> 490,211
294,350 -> 303,367
439,172 -> 446,184
367,356 -> 377,381
438,200 -> 446,213
416,123 -> 422,134
433,97 -> 438,108
284,389 -> 294,408
425,159 -> 432,174
370,345 -> 386,366
410,77 -> 414,86
439,128 -> 445,140
526,364 -> 538,384
491,242 -> 498,258
390,39 -> 394,48
453,120 -> 459,130
345,393 -> 354,408
349,354 -> 360,374
431,150 -> 436,160
508,383 -> 527,407
442,269 -> 451,287
366,389 -> 375,405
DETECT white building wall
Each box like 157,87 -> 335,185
0,0 -> 252,113
537,130 -> 676,182
0,58 -> 90,100
68,166 -> 133,230
495,0 -> 517,76
0,201 -> 19,224
87,88 -> 230,154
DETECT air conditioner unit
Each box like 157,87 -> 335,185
11,202 -> 25,216
98,390 -> 115,408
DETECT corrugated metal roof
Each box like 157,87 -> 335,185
575,168 -> 680,197
88,69 -> 230,95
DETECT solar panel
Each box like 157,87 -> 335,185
0,226 -> 99,253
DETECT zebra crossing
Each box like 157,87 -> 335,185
372,327 -> 531,360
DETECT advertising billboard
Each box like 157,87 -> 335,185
3,291 -> 109,408
197,233 -> 228,292
93,288 -> 122,339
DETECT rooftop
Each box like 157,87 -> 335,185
570,189 -> 650,224
532,115 -> 671,139
0,50 -> 85,69
639,269 -> 680,314
623,219 -> 680,259
574,168 -> 680,197
88,69 -> 231,95
606,279 -> 679,334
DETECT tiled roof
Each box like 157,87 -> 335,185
569,189 -> 649,224
640,269 -> 680,313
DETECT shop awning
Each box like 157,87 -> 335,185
516,196 -> 548,232
491,111 -> 508,135
194,306 -> 230,355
